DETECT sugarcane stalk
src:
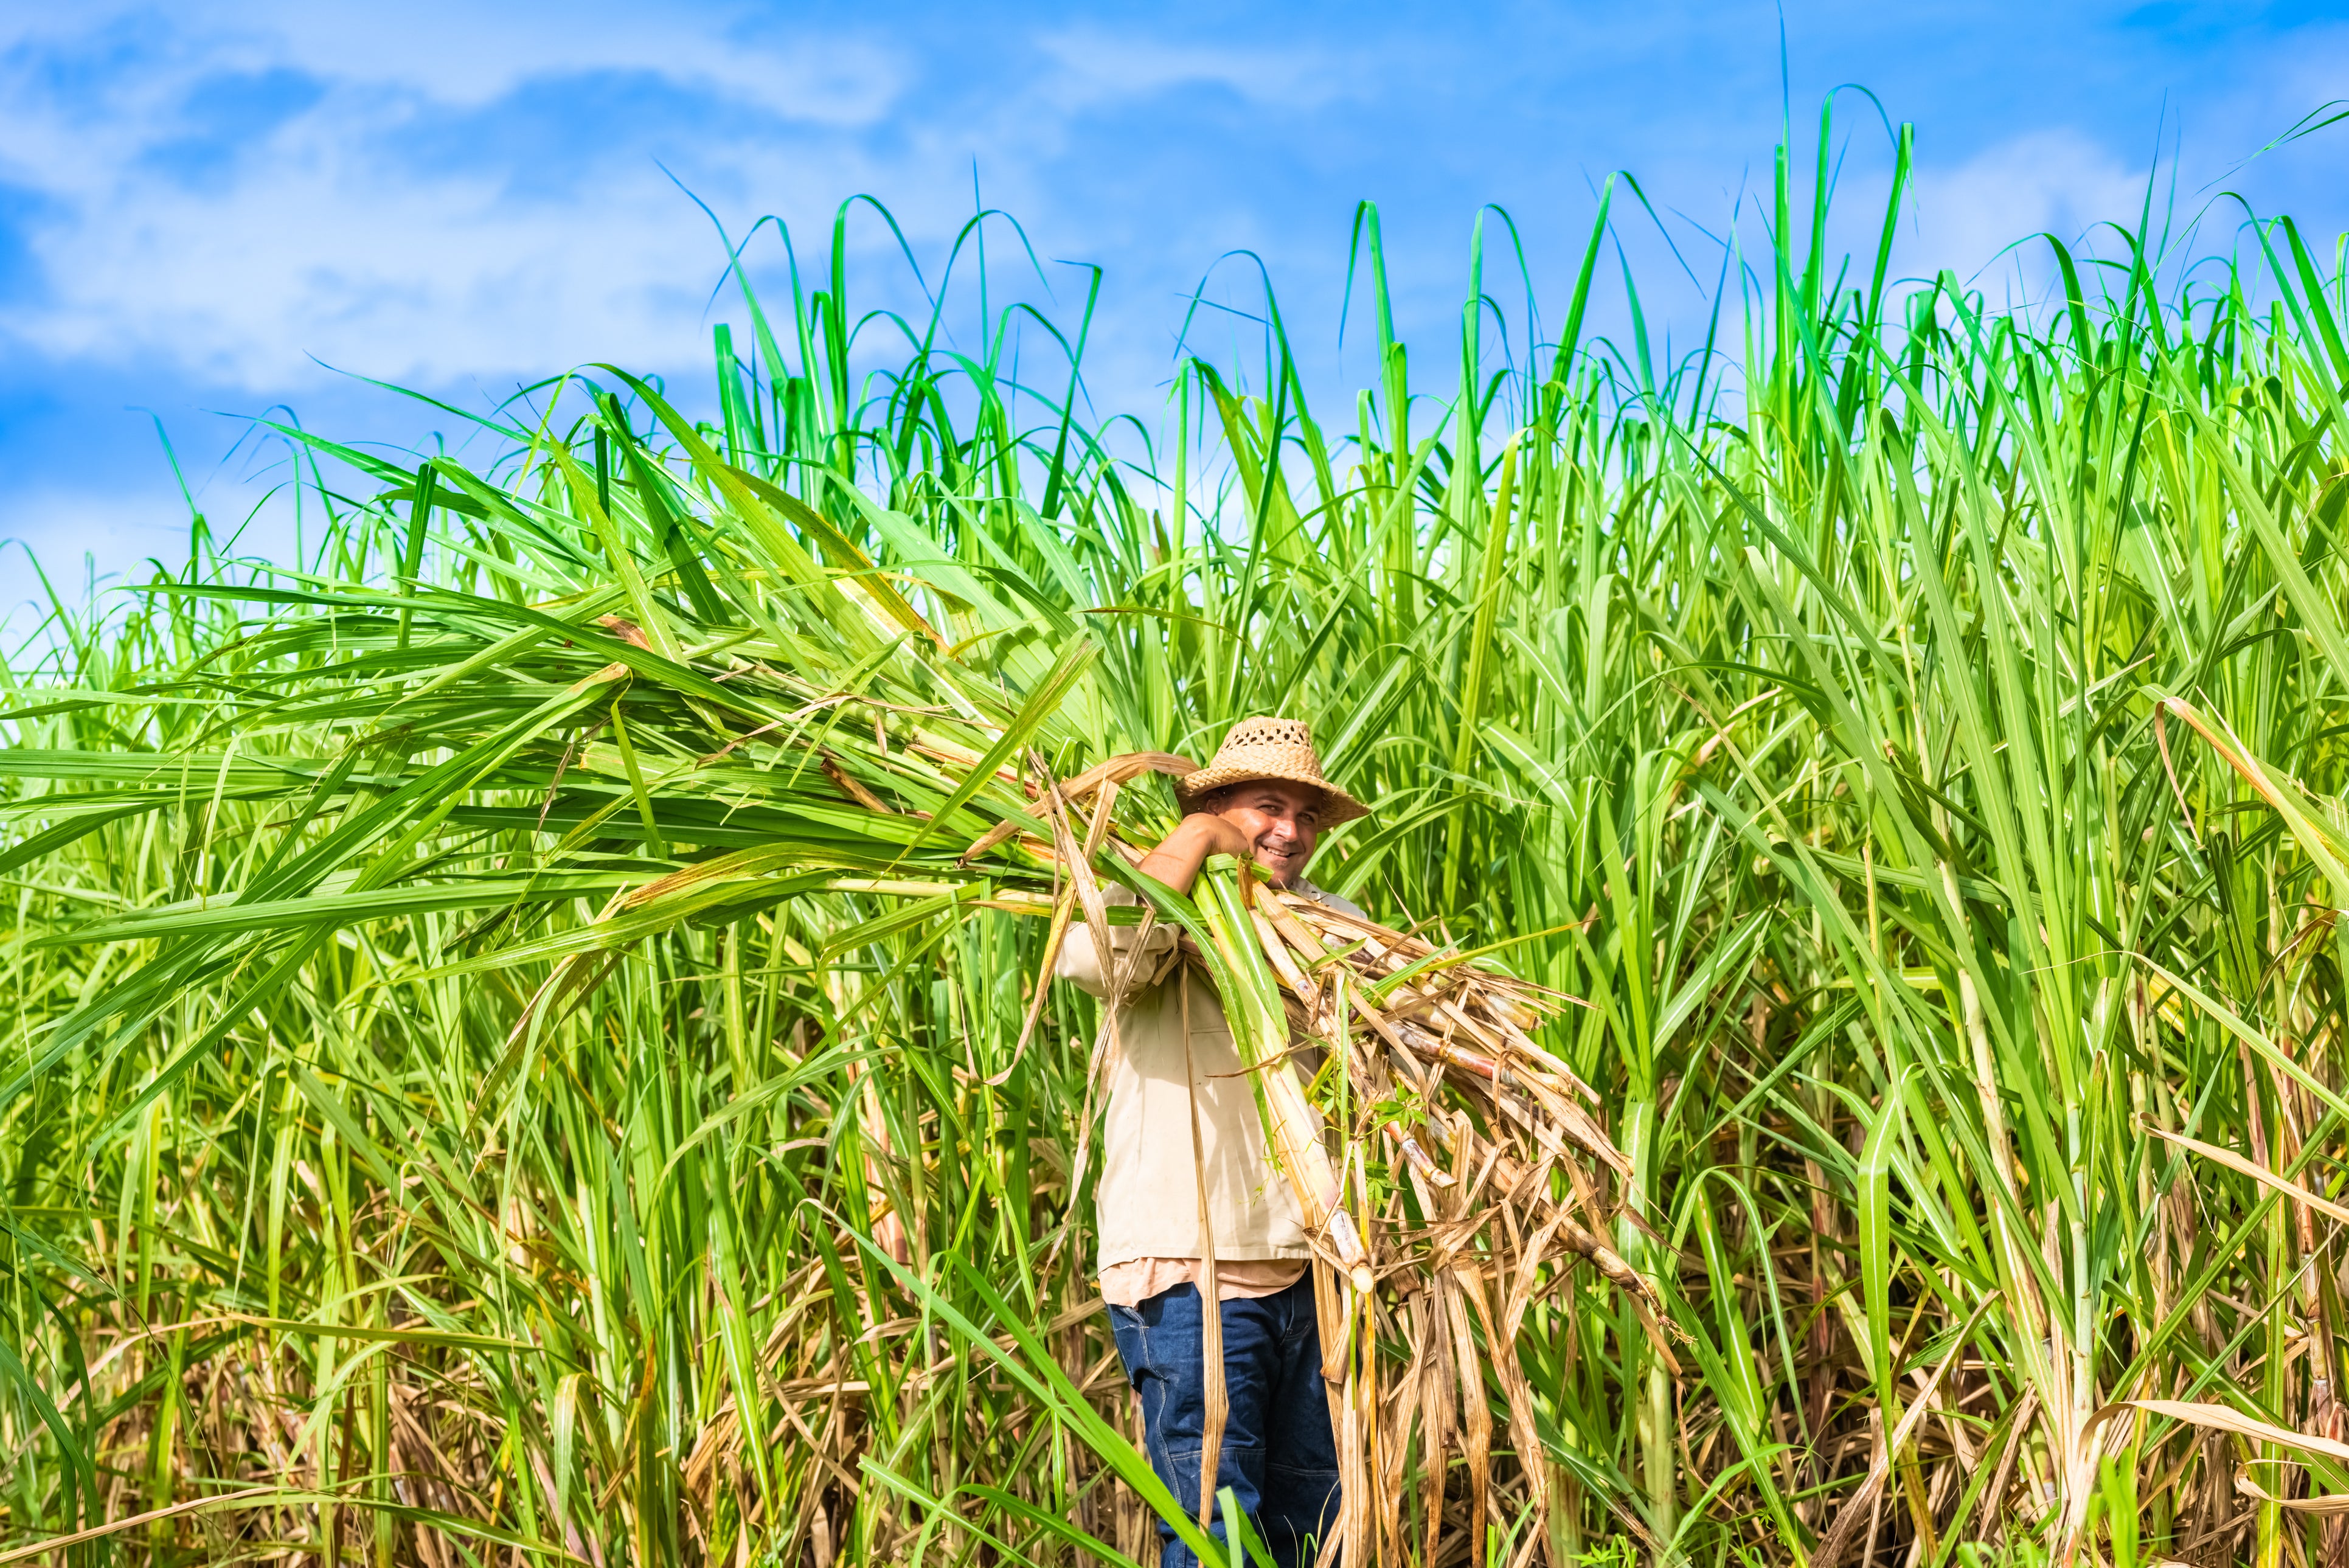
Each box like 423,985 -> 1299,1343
1192,861 -> 1376,1292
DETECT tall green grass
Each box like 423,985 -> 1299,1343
9,122 -> 2349,1566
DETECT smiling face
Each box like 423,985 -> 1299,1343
1210,778 -> 1325,887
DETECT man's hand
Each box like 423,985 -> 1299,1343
1178,812 -> 1253,859
1135,812 -> 1255,895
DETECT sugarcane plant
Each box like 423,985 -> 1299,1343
15,108 -> 2349,1568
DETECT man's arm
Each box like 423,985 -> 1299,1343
1057,815 -> 1248,998
1134,813 -> 1252,895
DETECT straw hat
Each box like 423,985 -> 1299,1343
1176,716 -> 1369,826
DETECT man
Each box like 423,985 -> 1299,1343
1057,716 -> 1370,1568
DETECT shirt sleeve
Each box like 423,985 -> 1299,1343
1054,883 -> 1177,999
1300,881 -> 1367,924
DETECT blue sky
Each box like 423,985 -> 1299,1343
3,1 -> 2345,620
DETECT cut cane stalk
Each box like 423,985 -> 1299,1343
1193,864 -> 1377,1292
1386,1124 -> 1457,1187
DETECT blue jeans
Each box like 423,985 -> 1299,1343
1106,1274 -> 1341,1568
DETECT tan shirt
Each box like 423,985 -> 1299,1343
1098,1256 -> 1305,1307
1057,878 -> 1364,1286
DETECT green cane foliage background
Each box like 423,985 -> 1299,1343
9,114 -> 2349,1566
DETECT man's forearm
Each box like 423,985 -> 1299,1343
1134,816 -> 1233,895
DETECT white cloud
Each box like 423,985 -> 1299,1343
12,135 -> 752,387
4,1 -> 906,118
1032,24 -> 1351,114
1903,128 -> 2151,302
0,5 -> 927,392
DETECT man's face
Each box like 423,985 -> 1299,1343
1215,780 -> 1325,887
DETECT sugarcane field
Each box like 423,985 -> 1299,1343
7,37 -> 2349,1568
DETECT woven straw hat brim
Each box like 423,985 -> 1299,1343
1175,762 -> 1370,827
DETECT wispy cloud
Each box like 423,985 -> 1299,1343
1032,24 -> 1358,114
0,5 -> 929,390
1905,128 -> 2153,295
